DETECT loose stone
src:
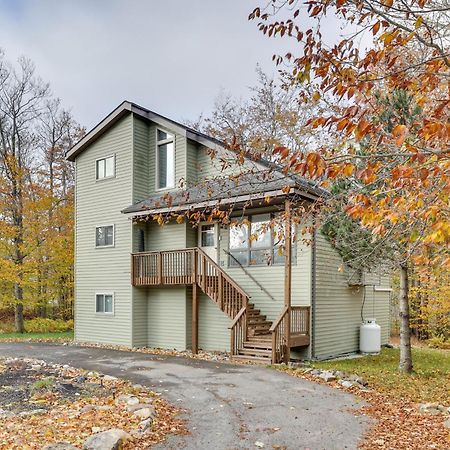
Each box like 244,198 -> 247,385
83,429 -> 131,450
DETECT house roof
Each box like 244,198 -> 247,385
66,100 -> 226,162
67,100 -> 328,215
122,170 -> 327,217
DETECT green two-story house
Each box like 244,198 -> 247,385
66,101 -> 391,363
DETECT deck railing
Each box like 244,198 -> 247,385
132,249 -> 195,285
132,248 -> 249,320
270,305 -> 310,363
291,306 -> 310,336
229,306 -> 247,356
132,249 -> 309,363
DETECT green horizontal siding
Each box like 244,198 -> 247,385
198,293 -> 231,352
193,144 -> 261,180
75,114 -> 133,346
313,233 -> 391,359
147,286 -> 187,349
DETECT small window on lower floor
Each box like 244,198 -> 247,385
96,293 -> 114,314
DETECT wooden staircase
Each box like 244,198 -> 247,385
233,304 -> 273,363
132,248 -> 310,364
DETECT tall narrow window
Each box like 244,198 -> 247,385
156,129 -> 175,189
96,155 -> 115,180
229,218 -> 249,266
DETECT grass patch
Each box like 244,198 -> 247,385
312,347 -> 450,404
0,331 -> 73,341
32,376 -> 56,390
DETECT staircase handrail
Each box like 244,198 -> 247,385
223,249 -> 277,302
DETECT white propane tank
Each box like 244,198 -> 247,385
360,319 -> 381,354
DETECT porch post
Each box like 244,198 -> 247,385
192,282 -> 199,354
284,199 -> 292,364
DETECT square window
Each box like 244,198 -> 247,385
228,214 -> 294,267
96,225 -> 114,247
96,155 -> 115,180
96,293 -> 114,314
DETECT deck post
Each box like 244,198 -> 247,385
201,254 -> 206,291
284,199 -> 292,364
131,254 -> 135,286
218,272 -> 223,310
192,282 -> 199,354
157,252 -> 162,285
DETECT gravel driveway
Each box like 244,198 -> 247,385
0,343 -> 371,449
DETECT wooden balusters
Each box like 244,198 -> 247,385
131,248 -> 310,364
229,306 -> 247,356
269,306 -> 289,364
131,248 -> 250,320
290,306 -> 310,335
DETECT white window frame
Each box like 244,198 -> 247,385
155,128 -> 175,191
95,154 -> 116,181
228,214 -> 295,267
95,292 -> 115,315
95,224 -> 115,248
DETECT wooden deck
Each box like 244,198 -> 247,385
132,248 -> 310,363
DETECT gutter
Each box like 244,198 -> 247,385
122,188 -> 297,217
310,222 -> 317,360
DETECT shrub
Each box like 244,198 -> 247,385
427,336 -> 450,350
0,321 -> 15,334
24,318 -> 74,333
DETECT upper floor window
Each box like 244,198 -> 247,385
229,214 -> 290,267
156,129 -> 175,190
96,155 -> 115,180
95,225 -> 114,247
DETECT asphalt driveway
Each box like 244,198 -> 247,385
0,343 -> 370,449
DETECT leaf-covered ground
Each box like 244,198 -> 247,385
313,347 -> 450,404
0,358 -> 186,449
281,347 -> 450,449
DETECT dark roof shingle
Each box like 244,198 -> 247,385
122,170 -> 327,215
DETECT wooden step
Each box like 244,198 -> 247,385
238,348 -> 272,357
247,314 -> 267,322
243,340 -> 272,349
232,355 -> 271,364
249,324 -> 272,333
246,335 -> 272,342
248,320 -> 271,328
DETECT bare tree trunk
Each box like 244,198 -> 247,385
14,284 -> 24,333
399,264 -> 413,373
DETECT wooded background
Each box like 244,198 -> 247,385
0,52 -> 83,332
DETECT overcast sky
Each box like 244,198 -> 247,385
0,0 -> 297,130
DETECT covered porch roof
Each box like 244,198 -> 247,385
122,171 -> 328,218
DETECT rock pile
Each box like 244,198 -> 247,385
1,357 -> 159,450
418,403 -> 450,416
298,367 -> 370,390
